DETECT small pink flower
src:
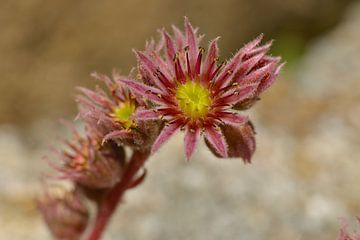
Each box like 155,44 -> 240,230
37,186 -> 89,240
122,18 -> 283,161
77,71 -> 162,149
49,123 -> 125,189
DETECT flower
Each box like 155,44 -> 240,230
338,217 -> 360,240
121,17 -> 283,160
77,71 -> 162,150
49,122 -> 125,189
37,186 -> 89,240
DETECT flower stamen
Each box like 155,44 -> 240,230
175,81 -> 211,119
112,101 -> 136,129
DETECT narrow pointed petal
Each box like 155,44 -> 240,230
152,54 -> 175,85
213,51 -> 243,91
213,34 -> 264,89
249,40 -> 273,55
91,72 -> 113,90
257,62 -> 285,93
119,79 -> 165,105
241,34 -> 264,53
172,25 -> 185,50
204,125 -> 228,157
217,112 -> 248,126
202,37 -> 219,82
163,30 -> 176,62
235,52 -> 266,79
134,109 -> 160,120
185,17 -> 198,68
184,127 -> 201,160
240,59 -> 280,85
134,50 -> 174,91
77,87 -> 112,108
214,84 -> 258,107
151,121 -> 181,154
214,34 -> 265,89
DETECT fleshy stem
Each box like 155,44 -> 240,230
86,149 -> 150,240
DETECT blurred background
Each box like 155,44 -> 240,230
1,0 -> 360,239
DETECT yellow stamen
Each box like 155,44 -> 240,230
112,101 -> 136,129
175,81 -> 211,119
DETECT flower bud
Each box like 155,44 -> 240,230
52,126 -> 125,189
37,187 -> 89,240
206,121 -> 256,163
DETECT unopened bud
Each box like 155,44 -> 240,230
37,187 -> 89,240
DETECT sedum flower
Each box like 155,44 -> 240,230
77,71 -> 162,150
50,124 -> 125,189
37,186 -> 89,240
121,18 -> 283,161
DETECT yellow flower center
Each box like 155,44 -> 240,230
112,101 -> 136,129
175,81 -> 211,119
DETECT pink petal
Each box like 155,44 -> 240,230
163,30 -> 176,62
213,53 -> 242,90
241,34 -> 264,53
241,57 -> 281,85
213,34 -> 263,90
257,62 -> 284,93
185,17 -> 198,68
202,37 -> 219,83
134,50 -> 174,91
204,125 -> 228,157
172,25 -> 185,50
120,79 -> 165,105
217,112 -> 248,126
249,40 -> 273,56
216,34 -> 265,88
134,109 -> 160,120
235,52 -> 266,79
77,87 -> 112,108
214,84 -> 258,107
214,34 -> 264,90
91,72 -> 113,90
150,52 -> 174,81
151,121 -> 181,154
184,127 -> 201,160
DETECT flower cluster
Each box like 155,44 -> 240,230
38,17 -> 282,240
49,123 -> 125,189
124,17 -> 283,160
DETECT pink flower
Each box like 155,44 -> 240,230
49,122 -> 125,189
122,18 -> 283,161
77,71 -> 162,150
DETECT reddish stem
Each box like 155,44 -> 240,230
86,149 -> 150,240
